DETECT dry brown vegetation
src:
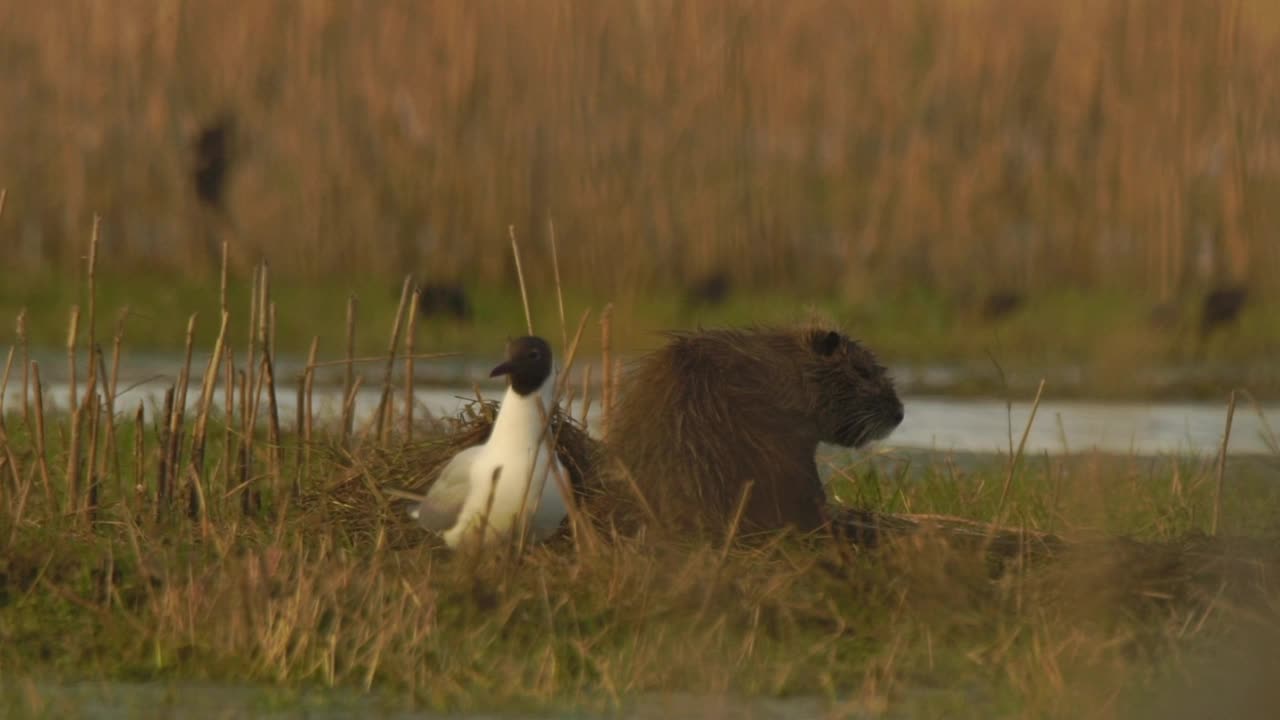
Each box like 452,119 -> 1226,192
3,0 -> 1280,298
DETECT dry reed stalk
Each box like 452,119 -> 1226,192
132,402 -> 144,513
102,308 -> 128,495
0,345 -> 14,425
377,277 -> 413,443
237,368 -> 255,516
554,309 -> 592,401
78,346 -> 100,518
549,218 -> 568,352
189,310 -> 229,517
86,214 -> 100,353
0,188 -> 5,219
2,476 -> 27,546
155,386 -> 174,518
599,303 -> 614,439
219,239 -> 229,317
0,421 -> 21,506
28,358 -> 49,504
560,385 -> 577,428
190,311 -> 229,460
995,379 -> 1047,526
0,422 -> 27,535
354,386 -> 384,445
243,359 -> 270,511
302,337 -> 318,476
404,287 -> 420,441
162,314 -> 198,514
84,381 -> 101,523
1211,390 -> 1238,536
262,344 -> 282,492
17,310 -> 30,430
1236,390 -> 1278,456
66,305 -> 80,417
246,264 -> 260,411
579,363 -> 592,426
527,310 -> 594,554
269,302 -> 277,363
222,346 -> 234,507
94,349 -> 115,502
187,465 -> 211,540
538,395 -> 596,557
293,376 -> 305,497
509,225 -> 534,335
581,361 -> 593,422
0,354 -> 11,503
341,376 -> 365,445
64,305 -> 83,516
342,294 -> 357,447
610,360 -> 621,432
259,267 -> 282,483
82,223 -> 101,521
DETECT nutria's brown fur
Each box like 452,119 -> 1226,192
601,326 -> 904,537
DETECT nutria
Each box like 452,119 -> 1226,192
192,112 -> 236,212
980,290 -> 1024,322
416,283 -> 473,322
600,326 -> 904,537
684,271 -> 732,311
1199,285 -> 1248,343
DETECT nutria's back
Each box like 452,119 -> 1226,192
602,326 -> 903,537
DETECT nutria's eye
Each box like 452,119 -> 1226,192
528,349 -> 542,361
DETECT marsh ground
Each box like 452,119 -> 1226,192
1,404 -> 1277,719
2,256 -> 1278,718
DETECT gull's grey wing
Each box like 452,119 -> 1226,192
411,445 -> 482,531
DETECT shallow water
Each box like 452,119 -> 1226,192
5,376 -> 1276,457
890,395 -> 1277,456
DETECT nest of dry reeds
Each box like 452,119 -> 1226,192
300,411 -> 1280,603
300,396 -> 1064,557
302,399 -> 604,548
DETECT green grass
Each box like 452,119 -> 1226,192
4,271 -> 1277,398
1,407 -> 1278,717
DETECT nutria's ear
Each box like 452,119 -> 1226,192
811,330 -> 841,357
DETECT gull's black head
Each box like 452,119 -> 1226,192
490,335 -> 554,396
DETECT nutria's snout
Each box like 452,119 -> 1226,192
805,331 -> 906,449
838,393 -> 903,448
878,378 -> 906,437
874,395 -> 906,442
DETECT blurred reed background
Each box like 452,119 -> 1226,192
1,0 -> 1278,301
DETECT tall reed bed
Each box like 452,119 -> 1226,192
2,0 -> 1279,296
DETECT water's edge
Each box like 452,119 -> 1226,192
5,379 -> 1275,457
